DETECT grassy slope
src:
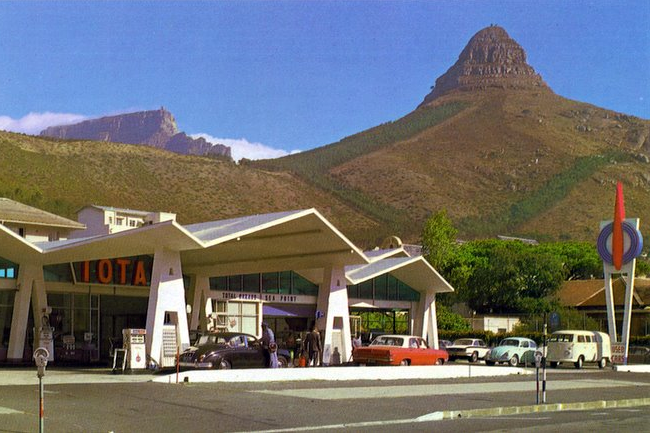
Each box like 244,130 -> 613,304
0,132 -> 378,239
2,87 -> 647,246
258,88 -> 650,242
252,101 -> 469,244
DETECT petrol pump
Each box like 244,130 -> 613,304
122,329 -> 147,370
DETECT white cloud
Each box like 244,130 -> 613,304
0,112 -> 88,135
191,133 -> 300,162
0,112 -> 299,162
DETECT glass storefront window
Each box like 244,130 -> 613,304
279,271 -> 292,295
0,290 -> 15,349
242,273 -> 259,293
262,273 -> 279,294
210,271 -> 317,296
229,275 -> 243,291
346,275 -> 419,302
358,280 -> 373,299
292,273 -> 318,296
398,281 -> 419,301
47,292 -> 100,357
375,275 -> 388,300
387,275 -> 399,301
0,257 -> 18,279
210,276 -> 228,290
44,263 -> 73,282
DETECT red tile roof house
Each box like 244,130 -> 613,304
558,278 -> 650,337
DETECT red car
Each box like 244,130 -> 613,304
352,334 -> 448,366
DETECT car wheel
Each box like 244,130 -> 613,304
550,361 -> 559,368
574,356 -> 584,369
485,360 -> 496,366
508,355 -> 519,367
217,359 -> 232,370
435,358 -> 444,365
469,352 -> 478,363
598,358 -> 607,369
277,356 -> 289,368
399,359 -> 410,366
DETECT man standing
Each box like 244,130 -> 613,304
260,322 -> 278,368
304,324 -> 322,367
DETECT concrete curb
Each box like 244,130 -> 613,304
417,397 -> 650,421
153,364 -> 533,384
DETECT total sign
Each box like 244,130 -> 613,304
597,182 -> 644,270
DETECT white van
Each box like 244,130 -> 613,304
547,330 -> 611,369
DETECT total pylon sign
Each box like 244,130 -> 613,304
597,182 -> 643,364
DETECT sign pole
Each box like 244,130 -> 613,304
39,374 -> 44,433
535,366 -> 539,404
176,345 -> 180,384
542,315 -> 547,404
33,347 -> 49,433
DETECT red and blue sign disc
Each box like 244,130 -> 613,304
597,221 -> 644,267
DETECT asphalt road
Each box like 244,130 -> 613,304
0,367 -> 648,432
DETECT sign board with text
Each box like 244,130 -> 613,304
611,342 -> 626,364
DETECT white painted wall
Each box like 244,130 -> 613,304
470,316 -> 521,333
2,222 -> 72,242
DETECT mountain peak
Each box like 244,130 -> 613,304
420,25 -> 549,105
40,108 -> 232,160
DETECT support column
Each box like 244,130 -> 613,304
189,275 -> 211,332
317,266 -> 351,366
146,248 -> 190,367
412,299 -> 425,338
421,291 -> 439,349
603,271 -> 617,342
7,263 -> 48,362
620,266 -> 637,356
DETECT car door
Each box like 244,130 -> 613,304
244,336 -> 267,368
227,334 -> 259,368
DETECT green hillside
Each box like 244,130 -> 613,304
0,131 -> 380,243
253,89 -> 650,242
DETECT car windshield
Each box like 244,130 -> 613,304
371,336 -> 404,346
453,339 -> 475,346
499,339 -> 520,347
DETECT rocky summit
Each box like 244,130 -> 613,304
40,108 -> 231,160
420,25 -> 549,106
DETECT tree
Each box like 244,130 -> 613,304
421,209 -> 458,271
459,240 -> 566,314
435,304 -> 471,331
537,241 -> 602,280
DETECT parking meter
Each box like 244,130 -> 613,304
34,347 -> 49,433
34,347 -> 49,378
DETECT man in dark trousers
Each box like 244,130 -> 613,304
260,322 -> 278,368
304,323 -> 322,367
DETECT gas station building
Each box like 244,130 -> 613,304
0,199 -> 453,367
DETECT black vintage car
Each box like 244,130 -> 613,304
178,332 -> 291,369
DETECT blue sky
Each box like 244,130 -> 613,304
1,1 -> 648,161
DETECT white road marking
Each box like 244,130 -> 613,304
236,398 -> 650,433
253,379 -> 647,400
0,406 -> 23,415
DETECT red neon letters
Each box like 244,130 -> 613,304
80,259 -> 148,286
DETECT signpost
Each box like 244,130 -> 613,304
597,182 -> 643,365
611,342 -> 626,365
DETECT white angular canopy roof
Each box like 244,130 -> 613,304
1,208 -> 367,274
